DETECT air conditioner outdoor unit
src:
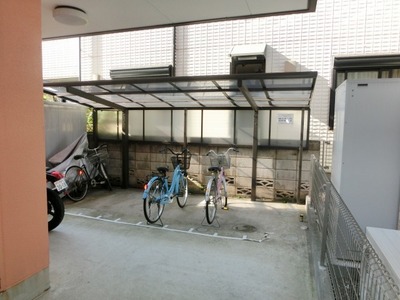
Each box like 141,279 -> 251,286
230,44 -> 267,74
110,65 -> 174,79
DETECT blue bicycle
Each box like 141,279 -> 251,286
142,147 -> 191,224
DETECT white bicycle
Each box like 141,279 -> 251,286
204,147 -> 238,224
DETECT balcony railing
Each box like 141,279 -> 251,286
309,155 -> 400,300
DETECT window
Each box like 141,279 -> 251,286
329,55 -> 400,129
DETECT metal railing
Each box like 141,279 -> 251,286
309,155 -> 400,300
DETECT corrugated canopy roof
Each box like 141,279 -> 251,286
43,72 -> 317,110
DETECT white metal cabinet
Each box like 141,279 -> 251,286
331,79 -> 400,231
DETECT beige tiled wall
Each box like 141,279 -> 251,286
107,141 -> 320,202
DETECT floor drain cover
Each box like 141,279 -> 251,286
233,224 -> 257,232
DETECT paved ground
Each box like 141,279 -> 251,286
39,188 -> 316,300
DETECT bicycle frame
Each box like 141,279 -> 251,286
80,159 -> 101,184
143,164 -> 184,205
216,168 -> 225,197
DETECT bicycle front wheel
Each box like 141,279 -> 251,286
220,176 -> 228,209
143,178 -> 165,223
176,175 -> 188,208
65,166 -> 89,201
205,178 -> 217,224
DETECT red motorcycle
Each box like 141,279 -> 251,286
46,170 -> 66,231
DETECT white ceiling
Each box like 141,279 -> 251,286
42,0 -> 317,39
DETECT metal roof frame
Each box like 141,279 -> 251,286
43,72 -> 317,111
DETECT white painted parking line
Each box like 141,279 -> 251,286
65,212 -> 267,243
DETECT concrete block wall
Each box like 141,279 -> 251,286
104,141 -> 320,202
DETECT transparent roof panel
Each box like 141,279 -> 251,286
100,84 -> 141,93
242,79 -> 263,89
122,102 -> 146,108
213,80 -> 240,90
265,100 -> 310,107
263,78 -> 314,89
133,82 -> 177,92
66,95 -> 109,108
188,91 -> 228,100
268,90 -> 312,100
100,94 -> 134,103
174,81 -> 217,91
124,94 -> 158,101
152,93 -> 193,102
74,85 -> 106,93
166,100 -> 203,108
142,102 -> 173,108
43,86 -> 69,96
197,100 -> 236,107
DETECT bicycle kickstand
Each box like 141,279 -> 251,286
201,215 -> 221,228
147,218 -> 164,227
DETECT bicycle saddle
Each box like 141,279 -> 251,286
208,166 -> 221,172
157,166 -> 169,174
73,154 -> 85,160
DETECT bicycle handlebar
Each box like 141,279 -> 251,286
73,144 -> 108,161
206,147 -> 238,156
87,144 -> 107,153
160,147 -> 191,156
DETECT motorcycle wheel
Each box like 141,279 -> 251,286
47,188 -> 65,231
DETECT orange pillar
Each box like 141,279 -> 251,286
0,1 -> 50,299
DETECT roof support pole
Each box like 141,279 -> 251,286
121,109 -> 129,188
92,109 -> 98,146
251,110 -> 259,202
297,108 -> 305,204
184,108 -> 187,147
238,80 -> 258,202
183,108 -> 188,171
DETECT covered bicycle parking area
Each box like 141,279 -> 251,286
44,71 -> 318,204
41,70 -> 322,300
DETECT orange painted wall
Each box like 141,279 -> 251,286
0,0 -> 49,291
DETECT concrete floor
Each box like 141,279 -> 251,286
38,188 -> 316,300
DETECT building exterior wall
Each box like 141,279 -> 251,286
43,0 -> 400,170
0,0 -> 49,298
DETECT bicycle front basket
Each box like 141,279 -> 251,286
209,153 -> 230,168
171,153 -> 191,170
87,147 -> 109,164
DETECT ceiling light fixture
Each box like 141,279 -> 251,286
53,5 -> 88,26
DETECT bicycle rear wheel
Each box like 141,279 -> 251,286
65,166 -> 89,201
143,178 -> 165,223
205,178 -> 217,224
99,162 -> 112,191
176,175 -> 188,208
